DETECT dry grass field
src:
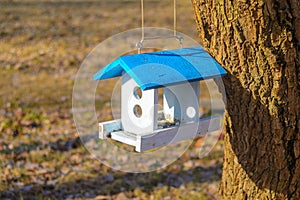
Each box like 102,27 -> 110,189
0,0 -> 224,199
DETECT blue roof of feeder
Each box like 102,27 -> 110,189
94,46 -> 226,90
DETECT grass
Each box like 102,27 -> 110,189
0,0 -> 224,199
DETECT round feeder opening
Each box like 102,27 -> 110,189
133,105 -> 143,118
133,87 -> 143,100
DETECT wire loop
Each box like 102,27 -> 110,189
137,0 -> 183,53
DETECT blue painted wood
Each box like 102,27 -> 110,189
94,46 -> 226,90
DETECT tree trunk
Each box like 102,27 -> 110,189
192,0 -> 300,199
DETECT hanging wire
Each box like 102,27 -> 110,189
137,0 -> 183,53
174,0 -> 177,37
141,0 -> 144,41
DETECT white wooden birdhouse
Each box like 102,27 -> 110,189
94,46 -> 226,152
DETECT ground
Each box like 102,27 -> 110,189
0,0 -> 224,199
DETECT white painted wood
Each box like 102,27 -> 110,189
110,131 -> 138,147
163,82 -> 200,124
99,119 -> 122,139
110,116 -> 221,152
121,73 -> 158,135
139,117 -> 219,152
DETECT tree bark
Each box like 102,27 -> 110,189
192,0 -> 300,199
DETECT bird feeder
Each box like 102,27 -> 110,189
94,46 -> 226,152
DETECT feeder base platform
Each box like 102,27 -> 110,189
99,117 -> 221,152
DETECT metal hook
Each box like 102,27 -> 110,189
136,41 -> 143,54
